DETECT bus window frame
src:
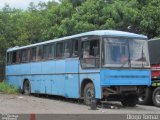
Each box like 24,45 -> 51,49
80,36 -> 101,69
11,51 -> 17,64
71,38 -> 79,58
30,47 -> 37,62
43,44 -> 50,60
36,45 -> 43,61
7,52 -> 12,65
48,43 -> 55,60
55,41 -> 64,59
15,50 -> 21,64
64,40 -> 72,58
21,49 -> 29,63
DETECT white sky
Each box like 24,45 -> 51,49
0,0 -> 59,9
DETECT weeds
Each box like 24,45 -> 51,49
0,82 -> 19,94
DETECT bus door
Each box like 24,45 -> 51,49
65,39 -> 80,98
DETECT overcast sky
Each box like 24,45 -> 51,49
0,0 -> 59,10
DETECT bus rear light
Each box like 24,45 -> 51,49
151,64 -> 160,79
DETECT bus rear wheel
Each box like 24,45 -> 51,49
152,87 -> 160,107
84,83 -> 95,105
121,94 -> 138,107
23,80 -> 31,95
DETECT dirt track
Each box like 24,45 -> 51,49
0,93 -> 160,114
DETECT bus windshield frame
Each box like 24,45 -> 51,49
102,37 -> 150,68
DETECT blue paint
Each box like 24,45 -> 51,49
6,60 -> 151,99
100,69 -> 151,86
5,30 -> 151,100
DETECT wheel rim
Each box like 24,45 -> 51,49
85,87 -> 95,104
138,94 -> 146,102
138,91 -> 146,102
155,91 -> 160,104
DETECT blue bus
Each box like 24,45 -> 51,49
6,30 -> 151,106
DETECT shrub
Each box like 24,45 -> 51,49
0,82 -> 19,94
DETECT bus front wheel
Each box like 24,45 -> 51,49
152,87 -> 160,107
23,80 -> 31,95
84,83 -> 95,105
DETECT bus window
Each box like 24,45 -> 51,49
56,42 -> 64,58
16,51 -> 20,63
72,40 -> 78,57
7,52 -> 11,64
81,39 -> 100,68
21,49 -> 29,63
64,41 -> 70,58
37,46 -> 43,61
48,44 -> 54,59
12,51 -> 20,64
12,51 -> 16,64
43,45 -> 49,60
30,47 -> 36,61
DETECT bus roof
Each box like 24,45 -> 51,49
7,30 -> 147,52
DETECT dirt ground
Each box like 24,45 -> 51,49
0,93 -> 160,114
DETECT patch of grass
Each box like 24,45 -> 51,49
0,82 -> 19,94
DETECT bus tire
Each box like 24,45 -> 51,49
138,87 -> 153,105
84,83 -> 95,105
152,87 -> 160,107
23,80 -> 31,95
121,94 -> 138,107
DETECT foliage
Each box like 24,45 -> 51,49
0,0 -> 160,63
0,82 -> 19,94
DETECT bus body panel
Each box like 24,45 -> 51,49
65,58 -> 79,98
6,64 -> 30,75
30,62 -> 41,74
5,30 -> 151,104
100,69 -> 151,86
79,68 -> 102,99
6,59 -> 81,98
41,60 -> 56,74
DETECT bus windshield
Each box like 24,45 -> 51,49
103,37 -> 149,68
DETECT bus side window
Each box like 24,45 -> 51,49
56,42 -> 64,58
12,51 -> 17,64
30,47 -> 36,61
48,44 -> 54,59
64,41 -> 70,58
81,39 -> 100,68
90,40 -> 99,57
16,51 -> 20,63
82,41 -> 90,58
36,45 -> 43,61
72,40 -> 78,57
7,52 -> 11,64
21,49 -> 29,63
82,39 -> 99,58
43,45 -> 49,59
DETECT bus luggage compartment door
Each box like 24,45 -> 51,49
100,69 -> 151,86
